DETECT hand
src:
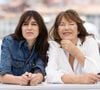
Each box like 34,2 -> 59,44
24,72 -> 33,80
30,73 -> 43,86
61,40 -> 85,66
61,73 -> 100,84
16,72 -> 30,85
78,73 -> 100,84
61,40 -> 78,56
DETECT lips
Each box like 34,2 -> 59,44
26,32 -> 34,35
63,32 -> 71,36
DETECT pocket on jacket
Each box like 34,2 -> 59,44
11,56 -> 25,68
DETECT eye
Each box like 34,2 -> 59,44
31,23 -> 37,26
59,23 -> 65,26
23,23 -> 28,26
69,23 -> 74,25
69,23 -> 75,25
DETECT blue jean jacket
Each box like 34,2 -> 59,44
0,35 -> 45,76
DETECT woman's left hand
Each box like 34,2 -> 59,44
30,73 -> 43,86
61,40 -> 85,66
61,40 -> 78,56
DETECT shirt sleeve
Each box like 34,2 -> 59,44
81,37 -> 100,73
33,58 -> 45,76
46,41 -> 64,83
0,36 -> 12,75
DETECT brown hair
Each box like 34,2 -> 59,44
49,9 -> 91,44
11,10 -> 49,66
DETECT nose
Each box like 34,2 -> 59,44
27,24 -> 31,30
64,25 -> 69,30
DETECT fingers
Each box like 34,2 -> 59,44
91,74 -> 100,83
83,73 -> 100,84
18,76 -> 29,86
20,72 -> 43,86
30,74 -> 38,86
20,72 -> 33,85
30,73 -> 43,86
22,72 -> 30,81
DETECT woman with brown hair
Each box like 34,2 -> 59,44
0,10 -> 49,85
46,9 -> 100,84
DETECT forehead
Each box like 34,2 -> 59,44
24,17 -> 36,23
61,16 -> 75,23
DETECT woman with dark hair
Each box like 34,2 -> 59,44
46,9 -> 100,84
0,10 -> 49,85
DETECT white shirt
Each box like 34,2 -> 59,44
46,36 -> 100,83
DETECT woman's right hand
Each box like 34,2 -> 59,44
78,73 -> 100,84
16,72 -> 30,85
61,73 -> 100,84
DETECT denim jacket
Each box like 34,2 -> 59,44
0,35 -> 45,76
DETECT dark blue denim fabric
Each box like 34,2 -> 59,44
0,35 -> 45,76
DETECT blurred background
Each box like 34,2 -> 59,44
0,0 -> 100,42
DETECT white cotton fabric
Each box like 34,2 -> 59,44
46,36 -> 100,83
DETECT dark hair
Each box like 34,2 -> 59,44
11,10 -> 49,66
49,9 -> 92,44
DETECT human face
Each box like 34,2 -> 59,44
58,17 -> 79,42
22,17 -> 39,43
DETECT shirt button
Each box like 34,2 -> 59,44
33,63 -> 35,67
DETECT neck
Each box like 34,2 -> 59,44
71,38 -> 78,45
27,40 -> 35,50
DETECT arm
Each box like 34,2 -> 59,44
0,74 -> 29,85
46,41 -> 100,84
61,73 -> 100,84
29,57 -> 45,85
81,37 -> 100,73
61,37 -> 100,73
47,41 -> 100,84
0,37 -> 12,75
46,41 -> 64,83
61,40 -> 85,66
0,36 -> 29,85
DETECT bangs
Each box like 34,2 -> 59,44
64,15 -> 74,23
24,16 -> 33,24
64,13 -> 84,24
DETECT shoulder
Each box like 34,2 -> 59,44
3,35 -> 13,42
48,40 -> 60,48
84,36 -> 97,44
2,35 -> 19,48
2,35 -> 14,44
82,36 -> 98,47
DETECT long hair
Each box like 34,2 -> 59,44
11,10 -> 49,66
49,9 -> 92,44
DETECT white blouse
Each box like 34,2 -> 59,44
46,36 -> 100,83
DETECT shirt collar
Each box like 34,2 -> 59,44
77,38 -> 82,47
19,40 -> 28,49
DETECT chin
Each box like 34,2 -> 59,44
62,37 -> 71,40
26,37 -> 35,40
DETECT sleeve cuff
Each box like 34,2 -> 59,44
0,70 -> 12,75
46,72 -> 64,84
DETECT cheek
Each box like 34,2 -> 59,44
73,26 -> 78,35
58,26 -> 64,31
35,32 -> 39,37
58,31 -> 63,40
58,30 -> 62,37
22,30 -> 25,37
35,29 -> 39,35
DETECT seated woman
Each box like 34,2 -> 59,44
0,10 -> 49,85
46,9 -> 100,84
